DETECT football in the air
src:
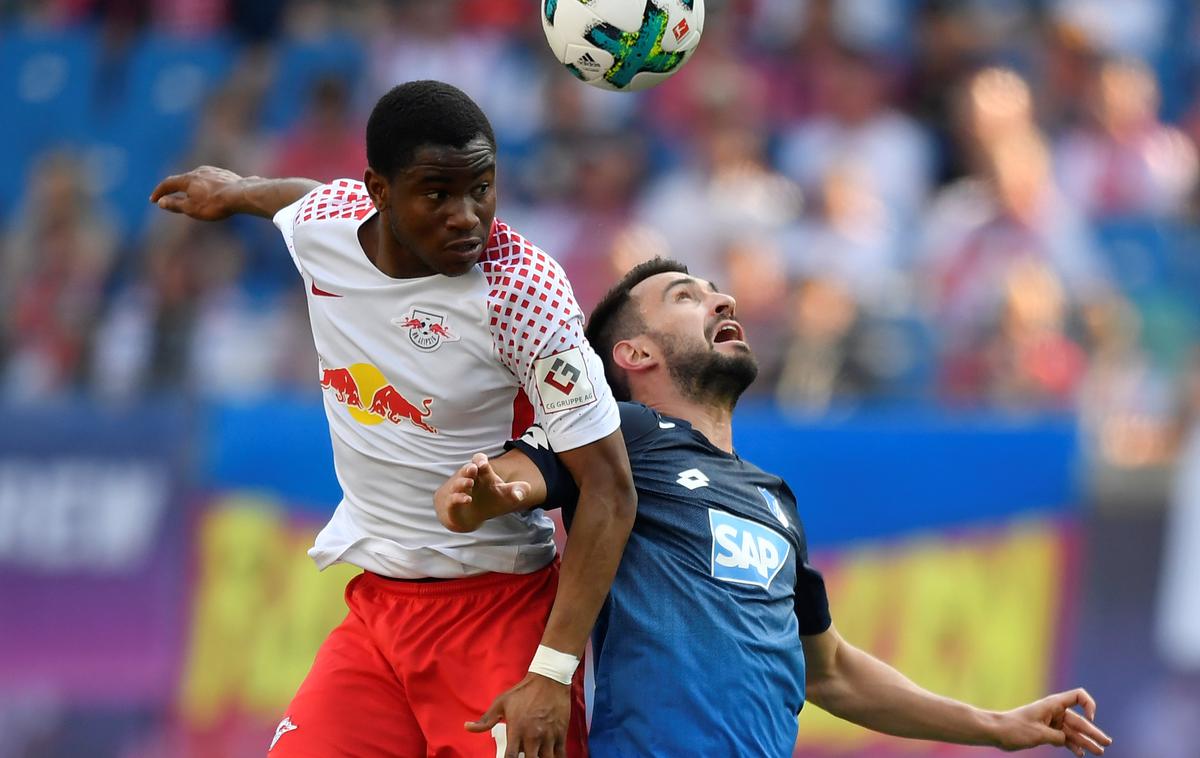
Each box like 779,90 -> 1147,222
541,0 -> 705,92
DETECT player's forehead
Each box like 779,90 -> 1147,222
630,272 -> 718,304
402,136 -> 495,180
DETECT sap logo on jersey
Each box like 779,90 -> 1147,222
534,347 -> 596,413
708,509 -> 791,590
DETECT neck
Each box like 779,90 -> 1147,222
358,213 -> 430,279
642,393 -> 735,453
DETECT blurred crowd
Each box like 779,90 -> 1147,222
3,0 -> 1200,468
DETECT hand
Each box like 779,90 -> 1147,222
149,165 -> 245,221
465,672 -> 569,758
435,453 -> 531,533
992,688 -> 1112,756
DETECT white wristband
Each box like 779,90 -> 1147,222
527,645 -> 579,686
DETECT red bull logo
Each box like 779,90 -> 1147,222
392,308 -> 459,352
368,386 -> 436,434
318,363 -> 437,433
319,367 -> 362,407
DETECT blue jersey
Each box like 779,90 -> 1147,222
510,402 -> 831,757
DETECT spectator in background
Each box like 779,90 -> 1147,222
187,78 -> 269,178
267,75 -> 365,184
1057,57 -> 1198,219
1076,297 -> 1177,467
779,42 -> 932,228
775,276 -> 875,411
636,122 -> 800,282
940,259 -> 1088,408
782,158 -> 909,314
922,105 -> 1108,356
1050,0 -> 1171,61
367,0 -> 544,148
0,150 -> 117,400
92,214 -> 304,400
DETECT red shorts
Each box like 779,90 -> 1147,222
269,561 -> 587,758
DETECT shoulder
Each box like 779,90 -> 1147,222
480,220 -> 572,297
617,402 -> 666,448
481,220 -> 583,358
292,180 -> 374,228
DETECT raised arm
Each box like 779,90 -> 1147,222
150,166 -> 320,221
802,625 -> 1112,756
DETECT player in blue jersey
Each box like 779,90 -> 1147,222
436,258 -> 1112,758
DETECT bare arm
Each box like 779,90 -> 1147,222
802,626 -> 1111,756
539,429 -> 635,655
150,166 -> 320,220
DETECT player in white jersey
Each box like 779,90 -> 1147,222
150,80 -> 636,758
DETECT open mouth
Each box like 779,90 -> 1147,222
712,321 -> 745,344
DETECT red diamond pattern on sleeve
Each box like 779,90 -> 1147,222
481,220 -> 586,384
295,179 -> 376,229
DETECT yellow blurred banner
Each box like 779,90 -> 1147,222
178,497 -> 356,727
795,520 -> 1070,755
175,497 -> 1071,757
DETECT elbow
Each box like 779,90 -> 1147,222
613,476 -> 637,525
804,675 -> 833,709
581,468 -> 637,527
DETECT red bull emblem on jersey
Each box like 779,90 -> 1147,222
318,363 -> 437,434
392,308 -> 460,352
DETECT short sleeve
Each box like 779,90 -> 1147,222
615,402 -> 663,452
483,223 -> 620,452
272,190 -> 316,277
505,425 -> 582,525
795,562 -> 832,636
272,180 -> 374,278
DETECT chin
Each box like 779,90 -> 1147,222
436,256 -> 481,277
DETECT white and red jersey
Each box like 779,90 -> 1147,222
273,180 -> 619,578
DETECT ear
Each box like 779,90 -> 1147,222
612,336 -> 658,376
363,167 -> 388,211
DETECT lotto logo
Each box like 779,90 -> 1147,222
708,509 -> 790,589
676,468 -> 709,490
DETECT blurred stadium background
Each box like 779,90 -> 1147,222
2,0 -> 1199,755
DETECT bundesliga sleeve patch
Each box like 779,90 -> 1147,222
534,347 -> 597,414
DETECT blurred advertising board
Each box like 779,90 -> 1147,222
0,401 -> 1081,757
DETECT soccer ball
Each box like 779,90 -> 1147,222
541,0 -> 705,92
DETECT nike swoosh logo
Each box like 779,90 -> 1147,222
311,282 -> 342,298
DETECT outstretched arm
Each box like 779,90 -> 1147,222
802,626 -> 1111,756
435,450 -> 548,533
150,166 -> 320,221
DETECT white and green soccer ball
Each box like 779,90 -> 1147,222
541,0 -> 705,92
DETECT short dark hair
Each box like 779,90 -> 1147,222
585,257 -> 689,401
366,80 -> 497,179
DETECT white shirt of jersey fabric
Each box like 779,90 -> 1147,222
273,180 -> 619,578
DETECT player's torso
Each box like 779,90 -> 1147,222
305,263 -> 515,450
289,198 -> 553,578
589,414 -> 808,755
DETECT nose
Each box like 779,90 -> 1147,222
446,194 -> 479,233
711,291 -> 737,318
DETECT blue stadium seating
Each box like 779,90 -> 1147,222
258,35 -> 365,133
88,33 -> 236,236
0,26 -> 97,218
